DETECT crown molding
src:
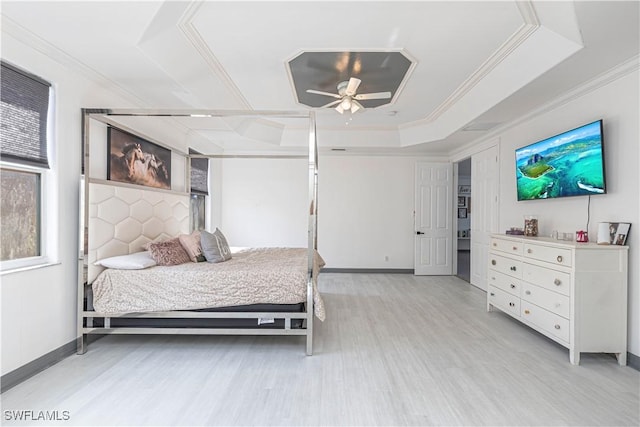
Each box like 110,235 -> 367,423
450,54 -> 640,158
177,1 -> 252,110
1,16 -> 147,107
401,1 -> 540,130
2,16 -> 202,143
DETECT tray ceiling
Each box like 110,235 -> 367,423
1,1 -> 638,154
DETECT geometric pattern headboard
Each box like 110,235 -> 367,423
88,182 -> 189,283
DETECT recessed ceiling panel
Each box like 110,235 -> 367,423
288,51 -> 412,109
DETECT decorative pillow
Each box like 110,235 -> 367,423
94,251 -> 157,270
178,231 -> 203,263
201,228 -> 232,263
147,238 -> 191,266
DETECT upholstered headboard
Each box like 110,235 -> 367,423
87,181 -> 189,283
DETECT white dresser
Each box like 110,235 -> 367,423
487,234 -> 628,365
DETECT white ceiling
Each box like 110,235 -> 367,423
1,1 -> 638,155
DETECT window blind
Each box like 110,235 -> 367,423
189,148 -> 209,195
0,62 -> 51,168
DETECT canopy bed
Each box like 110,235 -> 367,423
78,109 -> 320,355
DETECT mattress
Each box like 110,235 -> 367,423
91,247 -> 325,320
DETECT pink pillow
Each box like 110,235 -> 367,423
147,238 -> 191,266
178,231 -> 202,263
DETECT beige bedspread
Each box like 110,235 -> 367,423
92,247 -> 325,321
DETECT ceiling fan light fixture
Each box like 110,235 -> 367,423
340,96 -> 352,111
306,76 -> 392,115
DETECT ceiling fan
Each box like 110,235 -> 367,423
306,77 -> 391,114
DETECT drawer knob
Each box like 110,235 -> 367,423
512,246 -> 517,251
491,276 -> 496,280
493,242 -> 497,247
509,302 -> 515,307
554,324 -> 561,330
527,248 -> 532,254
510,284 -> 515,289
491,260 -> 496,266
525,290 -> 531,295
557,255 -> 563,263
554,279 -> 561,286
524,309 -> 530,315
490,292 -> 495,297
510,266 -> 517,271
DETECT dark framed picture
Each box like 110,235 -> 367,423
609,222 -> 631,245
458,208 -> 467,219
107,127 -> 171,189
458,185 -> 471,194
458,196 -> 466,207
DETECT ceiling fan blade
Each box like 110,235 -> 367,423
351,100 -> 364,113
306,89 -> 341,99
354,91 -> 392,100
320,99 -> 342,108
335,104 -> 345,114
345,77 -> 361,96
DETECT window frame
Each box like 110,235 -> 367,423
0,62 -> 55,274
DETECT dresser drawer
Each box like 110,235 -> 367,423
490,238 -> 523,256
521,282 -> 570,318
521,301 -> 570,343
522,263 -> 571,296
487,270 -> 521,297
524,243 -> 572,267
488,253 -> 522,279
488,286 -> 520,317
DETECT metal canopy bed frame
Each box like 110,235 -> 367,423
77,109 -> 319,355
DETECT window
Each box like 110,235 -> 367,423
1,168 -> 41,260
190,194 -> 206,232
189,148 -> 209,196
0,62 -> 51,269
189,149 -> 209,232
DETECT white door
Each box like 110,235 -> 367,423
414,162 -> 453,275
470,145 -> 500,290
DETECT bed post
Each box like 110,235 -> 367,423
77,109 -> 92,354
306,111 -> 318,356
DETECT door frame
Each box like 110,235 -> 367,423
450,141 -> 500,286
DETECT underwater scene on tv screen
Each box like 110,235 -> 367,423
516,121 -> 605,200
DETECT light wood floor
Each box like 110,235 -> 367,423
2,273 -> 639,426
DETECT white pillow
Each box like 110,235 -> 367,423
94,251 -> 157,270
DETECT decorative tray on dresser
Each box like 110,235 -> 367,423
487,234 -> 628,365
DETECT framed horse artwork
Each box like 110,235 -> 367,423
107,127 -> 171,190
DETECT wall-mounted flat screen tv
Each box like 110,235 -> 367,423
515,120 -> 606,201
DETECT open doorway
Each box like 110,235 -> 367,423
456,158 -> 471,282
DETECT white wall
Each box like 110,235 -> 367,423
0,33 -> 134,375
318,156 -> 421,269
220,158 -> 308,248
218,155 -> 428,269
0,32 -> 204,375
494,69 -> 640,357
